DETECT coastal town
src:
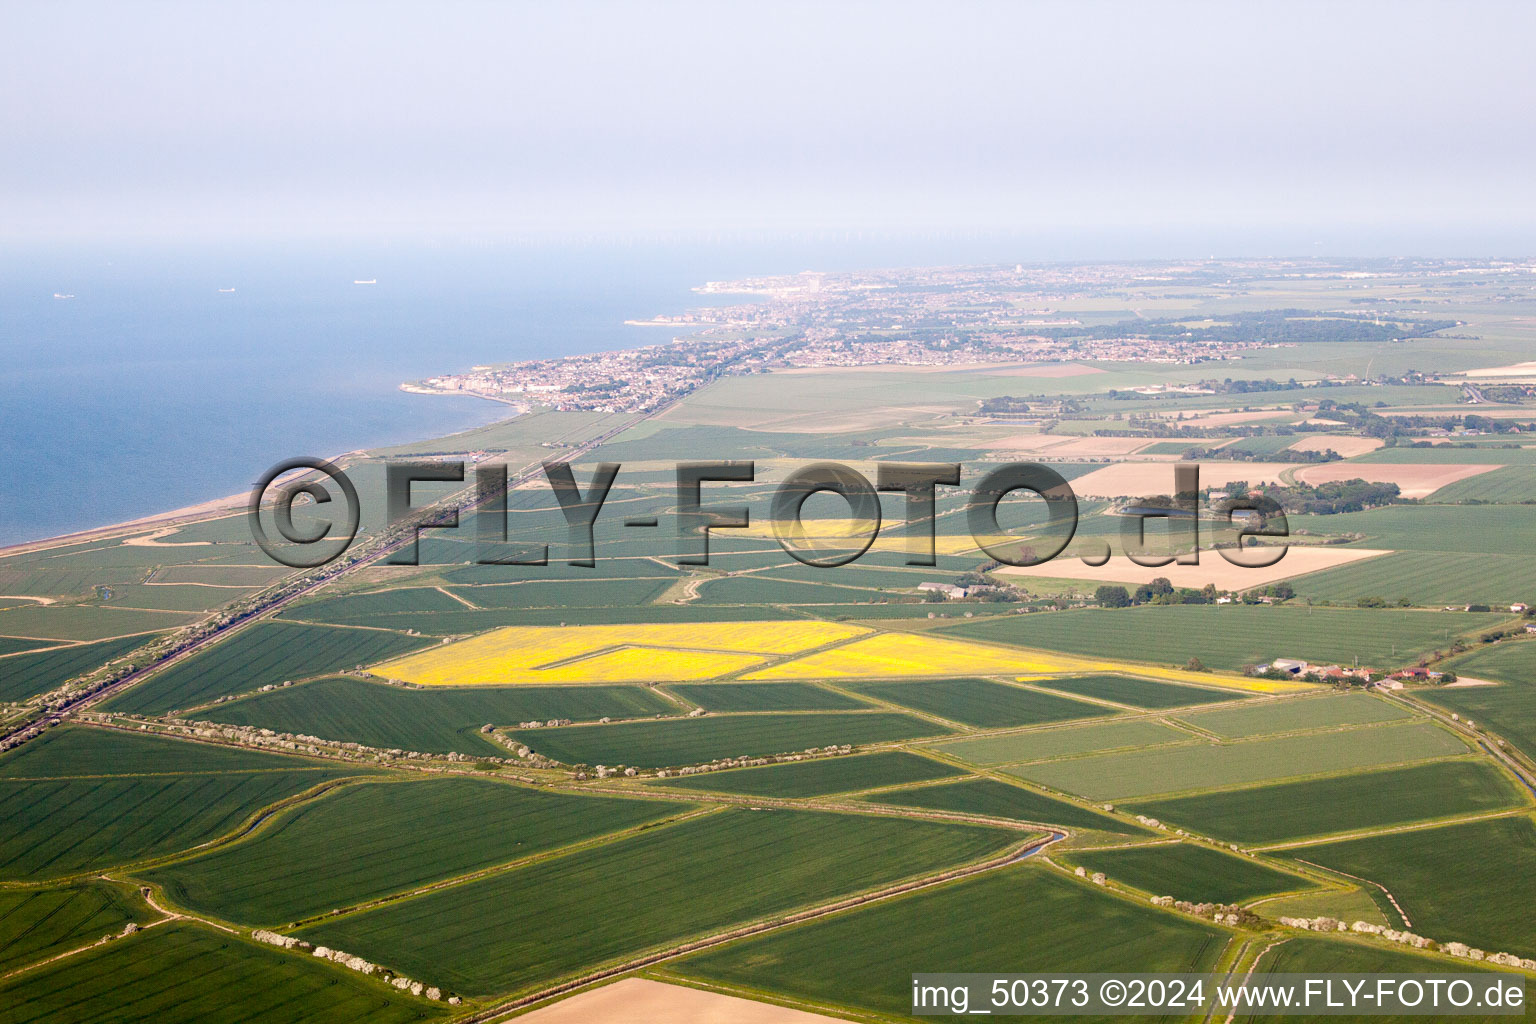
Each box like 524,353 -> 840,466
404,259 -> 1475,413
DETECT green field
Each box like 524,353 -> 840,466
0,634 -> 157,703
1007,721 -> 1470,800
1287,504 -> 1536,554
508,712 -> 950,769
1066,842 -> 1312,902
154,565 -> 290,587
197,675 -> 676,755
839,677 -> 1105,728
288,602 -> 795,631
1177,693 -> 1413,738
1141,440 -> 1209,455
0,727 -> 359,879
0,724 -> 336,778
1440,637 -> 1536,685
450,578 -> 671,608
281,586 -> 467,622
1291,551 -> 1536,607
932,719 -> 1195,766
1355,445 -> 1536,465
1430,464 -> 1536,502
145,777 -> 681,925
1036,673 -> 1251,710
282,579 -> 679,627
0,770 -> 357,880
1420,642 -> 1536,759
1290,816 -> 1536,957
297,807 -> 1016,996
677,866 -> 1227,1020
800,602 -> 1020,621
939,606 -> 1505,672
665,682 -> 869,712
1420,689 -> 1536,763
1223,434 -> 1311,455
0,604 -> 197,642
696,575 -> 894,605
1243,936 -> 1514,1024
857,777 -> 1143,834
0,922 -> 441,1024
100,584 -> 258,613
103,622 -> 434,714
653,751 -> 964,799
0,881 -> 154,976
1257,933 -> 1521,978
438,555 -> 683,585
0,637 -> 56,657
1127,759 -> 1527,844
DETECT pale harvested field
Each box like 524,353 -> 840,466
1451,360 -> 1536,380
997,546 -> 1392,590
1287,435 -> 1385,457
1293,462 -> 1498,499
519,979 -> 846,1024
1070,462 -> 1294,497
985,433 -> 1079,452
374,620 -> 869,685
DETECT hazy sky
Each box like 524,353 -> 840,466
5,0 -> 1535,246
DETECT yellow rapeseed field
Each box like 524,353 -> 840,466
1109,663 -> 1314,694
372,620 -> 868,686
742,630 -> 1315,693
741,631 -> 1090,680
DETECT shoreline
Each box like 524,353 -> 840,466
1,389 -> 522,558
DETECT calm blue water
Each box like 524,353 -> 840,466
0,243 -> 723,544
4,236 -> 1048,545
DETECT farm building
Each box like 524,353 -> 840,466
918,583 -> 967,599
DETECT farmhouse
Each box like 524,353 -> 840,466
1269,658 -> 1308,675
918,582 -> 967,599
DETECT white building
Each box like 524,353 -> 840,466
918,582 -> 967,599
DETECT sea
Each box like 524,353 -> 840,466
2,235 -> 1057,546
5,226 -> 1449,546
